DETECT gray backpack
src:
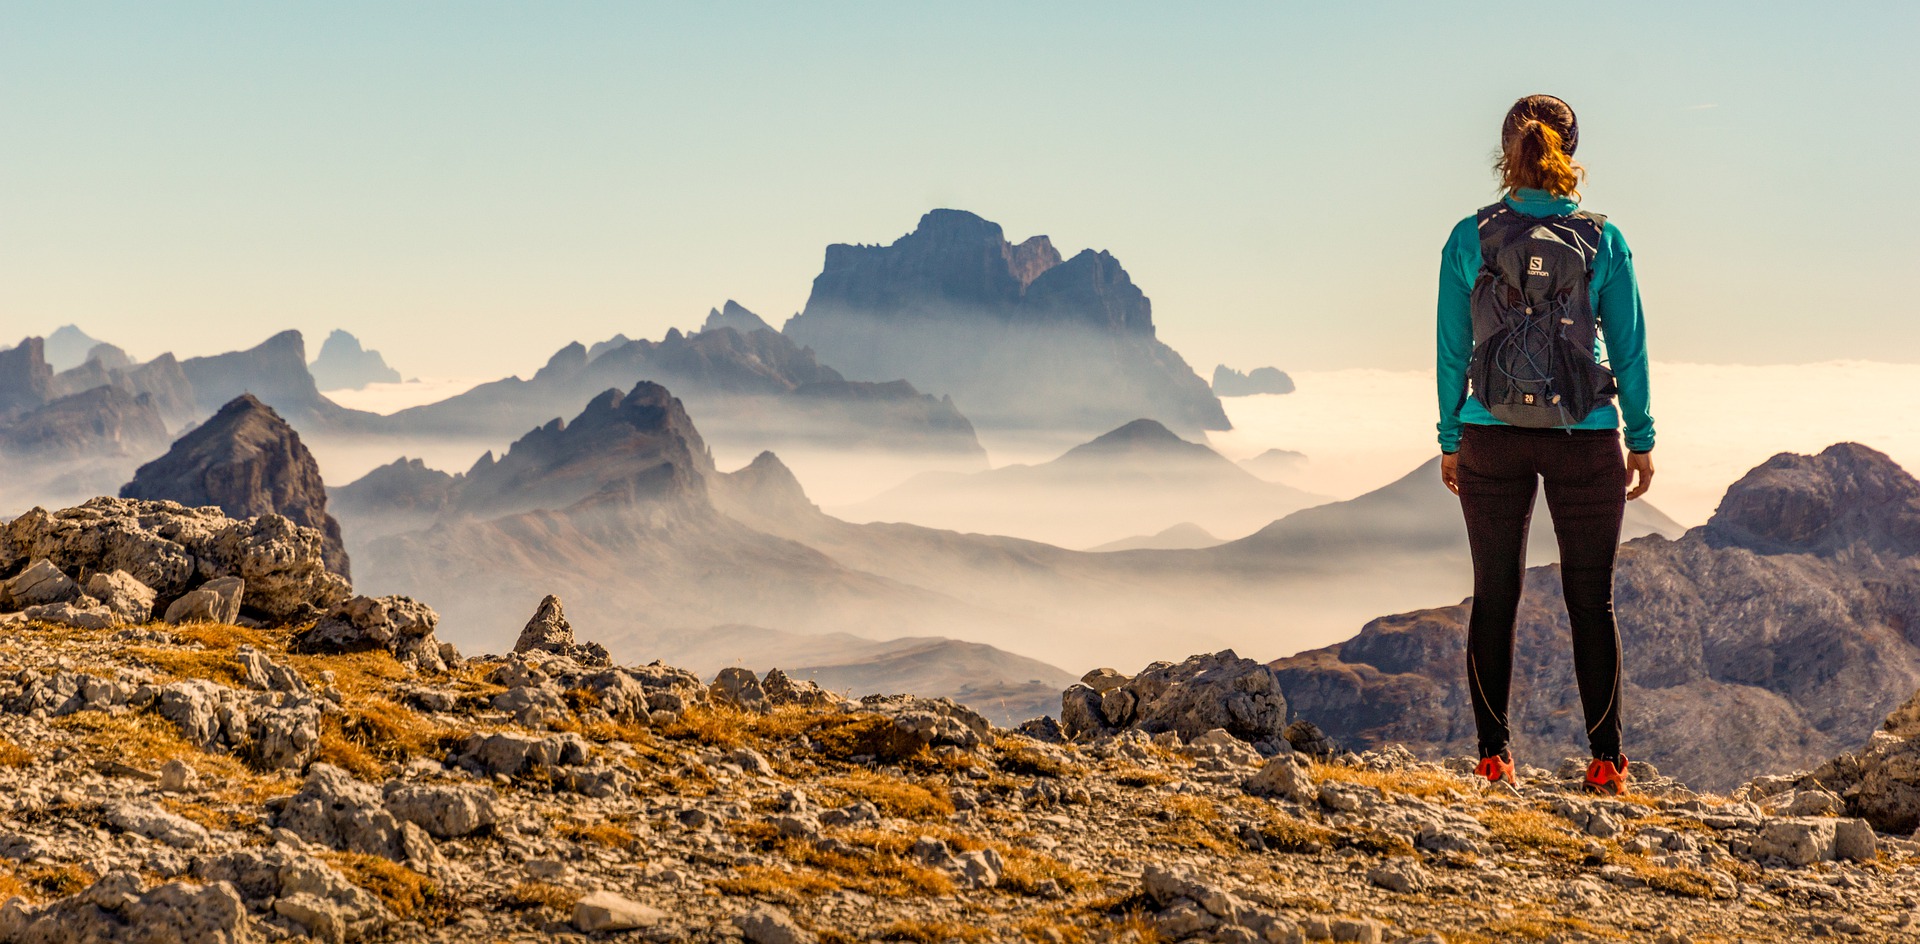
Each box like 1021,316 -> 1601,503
1463,203 -> 1617,427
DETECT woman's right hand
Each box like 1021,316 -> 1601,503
1441,452 -> 1460,495
1626,450 -> 1655,500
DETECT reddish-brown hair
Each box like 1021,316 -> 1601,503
1495,95 -> 1584,198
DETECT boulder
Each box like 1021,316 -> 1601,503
235,644 -> 309,695
21,601 -> 117,630
103,800 -> 211,850
0,871 -> 253,944
1245,755 -> 1315,802
762,668 -> 846,709
382,781 -> 499,839
1745,817 -> 1877,866
456,731 -> 591,778
85,569 -> 156,622
734,905 -> 816,944
193,846 -> 392,942
271,765 -> 441,869
164,576 -> 244,625
0,498 -> 349,622
1062,650 -> 1287,743
293,595 -> 453,673
511,594 -> 609,666
710,666 -> 769,712
4,559 -> 77,608
571,891 -> 666,933
857,693 -> 993,749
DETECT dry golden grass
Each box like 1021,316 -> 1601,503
661,703 -> 751,749
1475,807 -> 1589,861
877,919 -> 995,942
0,869 -> 29,903
995,741 -> 1079,778
824,770 -> 954,820
1609,851 -> 1723,899
160,796 -> 259,833
554,819 -> 641,852
1109,765 -> 1175,787
727,822 -> 956,898
807,713 -> 931,764
1248,812 -> 1337,853
52,711 -> 286,804
0,736 -> 32,768
1162,794 -> 1219,823
19,863 -> 94,899
325,852 -> 435,919
501,881 -> 580,912
996,844 -> 1097,895
1310,762 -> 1459,799
712,864 -> 843,903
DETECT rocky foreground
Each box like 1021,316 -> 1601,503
4,501 -> 1920,942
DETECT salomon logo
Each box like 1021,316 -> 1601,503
1528,256 -> 1548,277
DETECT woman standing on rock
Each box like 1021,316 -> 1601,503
1435,94 -> 1655,796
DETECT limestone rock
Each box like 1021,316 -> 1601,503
0,498 -> 349,622
381,781 -> 498,839
293,595 -> 452,672
193,846 -> 392,942
164,576 -> 244,625
1065,650 -> 1287,743
4,559 -> 77,608
84,569 -> 155,623
270,764 -> 442,869
571,891 -> 665,932
734,904 -> 816,944
1245,755 -> 1315,802
511,594 -> 609,666
710,666 -> 770,712
103,800 -> 211,849
0,870 -> 253,944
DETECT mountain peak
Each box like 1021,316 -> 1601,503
1706,442 -> 1920,555
701,300 -> 775,335
1065,419 -> 1200,456
310,330 -> 402,392
120,394 -> 350,578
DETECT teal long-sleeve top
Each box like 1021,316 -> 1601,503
1435,188 -> 1655,454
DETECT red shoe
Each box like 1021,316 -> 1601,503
1584,756 -> 1629,796
1474,751 -> 1516,785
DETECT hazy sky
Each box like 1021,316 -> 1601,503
5,2 -> 1916,381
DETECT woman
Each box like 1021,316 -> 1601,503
1434,94 -> 1655,796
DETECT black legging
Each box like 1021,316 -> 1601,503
1456,423 -> 1627,762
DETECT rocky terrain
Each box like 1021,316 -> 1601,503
4,500 -> 1920,942
1212,366 -> 1295,397
782,209 -> 1229,438
39,325 -> 110,374
309,332 -> 403,392
122,395 -> 352,580
1272,443 -> 1920,792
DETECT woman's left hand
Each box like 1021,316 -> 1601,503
1626,450 -> 1655,500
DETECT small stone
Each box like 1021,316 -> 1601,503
571,890 -> 665,932
164,576 -> 245,625
734,904 -> 817,944
160,758 -> 199,792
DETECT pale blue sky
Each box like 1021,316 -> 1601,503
3,2 -> 1915,381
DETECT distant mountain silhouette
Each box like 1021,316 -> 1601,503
782,209 -> 1229,436
381,314 -> 984,459
1088,522 -> 1224,552
701,300 -> 775,335
42,325 -> 107,373
1213,364 -> 1295,396
1272,443 -> 1920,791
122,394 -> 351,578
1239,448 -> 1308,483
309,329 -> 402,391
840,419 -> 1323,548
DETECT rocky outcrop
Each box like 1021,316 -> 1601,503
292,595 -> 455,672
326,457 -> 463,543
1272,444 -> 1920,791
307,330 -> 402,391
0,496 -> 349,622
511,595 -> 609,666
782,209 -> 1229,435
0,336 -> 52,420
1060,651 -> 1289,747
1212,364 -> 1295,396
121,394 -> 350,578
